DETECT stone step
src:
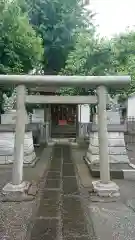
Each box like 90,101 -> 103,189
51,133 -> 76,138
52,128 -> 76,134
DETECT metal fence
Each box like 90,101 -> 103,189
124,117 -> 135,145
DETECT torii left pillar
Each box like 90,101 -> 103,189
3,84 -> 29,193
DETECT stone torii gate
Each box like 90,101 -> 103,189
0,75 -> 130,197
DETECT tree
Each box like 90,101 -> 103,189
110,31 -> 135,98
25,0 -> 94,74
60,30 -> 135,99
0,0 -> 44,113
59,30 -> 114,95
0,0 -> 43,74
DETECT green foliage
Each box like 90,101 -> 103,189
62,31 -> 112,76
59,31 -> 113,95
1,0 -> 135,106
60,30 -> 135,98
110,31 -> 135,97
0,0 -> 43,74
26,0 -> 94,73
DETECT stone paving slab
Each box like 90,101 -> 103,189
45,178 -> 61,189
47,171 -> 61,179
63,163 -> 75,176
30,219 -> 58,240
38,191 -> 59,218
62,196 -> 85,222
63,177 -> 79,195
63,220 -> 89,239
30,144 -> 91,240
50,163 -> 61,171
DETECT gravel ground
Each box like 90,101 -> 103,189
0,146 -> 52,240
72,145 -> 135,240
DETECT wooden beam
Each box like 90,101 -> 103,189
26,95 -> 98,104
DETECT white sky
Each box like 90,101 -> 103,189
89,0 -> 135,37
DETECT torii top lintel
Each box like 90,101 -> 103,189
0,75 -> 131,88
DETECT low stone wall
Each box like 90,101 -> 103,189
86,111 -> 130,167
0,110 -> 42,164
1,111 -> 30,124
0,131 -> 36,164
86,132 -> 129,165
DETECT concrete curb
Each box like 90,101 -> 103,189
84,156 -> 135,180
0,157 -> 40,169
123,169 -> 135,180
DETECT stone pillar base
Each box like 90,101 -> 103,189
2,181 -> 30,194
92,180 -> 120,197
0,152 -> 36,165
85,130 -> 130,178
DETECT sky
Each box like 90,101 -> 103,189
89,0 -> 135,38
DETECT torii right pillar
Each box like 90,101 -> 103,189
88,86 -> 120,197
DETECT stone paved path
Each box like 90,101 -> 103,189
30,144 -> 91,240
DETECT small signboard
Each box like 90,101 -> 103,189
78,104 -> 90,123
